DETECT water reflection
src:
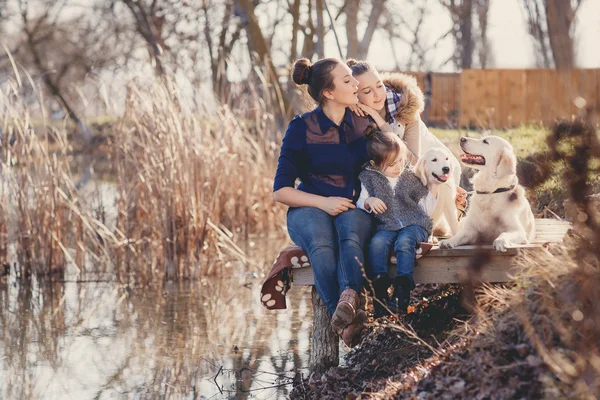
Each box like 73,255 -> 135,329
0,273 -> 315,399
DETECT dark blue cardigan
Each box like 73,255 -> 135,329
273,107 -> 372,201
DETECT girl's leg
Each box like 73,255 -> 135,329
287,207 -> 338,315
390,225 -> 429,313
366,230 -> 398,279
393,225 -> 429,289
367,230 -> 398,318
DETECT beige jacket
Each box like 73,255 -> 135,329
381,72 -> 461,183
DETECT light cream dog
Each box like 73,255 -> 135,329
414,147 -> 460,238
439,135 -> 535,252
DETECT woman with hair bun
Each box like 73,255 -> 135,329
273,57 -> 374,347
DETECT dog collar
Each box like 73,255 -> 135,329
476,184 -> 516,195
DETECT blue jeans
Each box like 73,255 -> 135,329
367,225 -> 429,289
287,207 -> 373,315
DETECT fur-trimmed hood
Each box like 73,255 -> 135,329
381,72 -> 425,126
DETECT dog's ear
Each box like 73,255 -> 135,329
495,147 -> 516,179
414,156 -> 428,186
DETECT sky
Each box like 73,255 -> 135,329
345,0 -> 600,71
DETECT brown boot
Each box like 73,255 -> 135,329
330,288 -> 359,332
339,309 -> 367,348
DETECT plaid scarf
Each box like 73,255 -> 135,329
385,87 -> 402,124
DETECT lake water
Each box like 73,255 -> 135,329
0,272 -> 329,399
0,177 -> 342,399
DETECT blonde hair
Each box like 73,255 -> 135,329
365,128 -> 408,171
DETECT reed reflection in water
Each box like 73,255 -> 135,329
0,274 -> 314,399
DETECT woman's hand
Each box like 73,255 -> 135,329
365,197 -> 387,214
320,197 -> 356,216
356,104 -> 387,128
349,104 -> 364,117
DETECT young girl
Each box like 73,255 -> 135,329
346,59 -> 461,184
357,130 -> 433,317
348,58 -> 468,220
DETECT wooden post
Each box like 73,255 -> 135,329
309,287 -> 339,372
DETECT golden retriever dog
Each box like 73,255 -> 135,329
439,135 -> 535,252
414,147 -> 460,238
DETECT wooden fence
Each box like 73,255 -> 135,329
404,69 -> 600,128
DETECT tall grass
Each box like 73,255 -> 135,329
0,67 -> 286,283
0,74 -> 110,280
111,76 -> 285,281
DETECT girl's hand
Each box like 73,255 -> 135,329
349,104 -> 365,117
365,197 -> 387,214
320,197 -> 356,216
357,104 -> 386,127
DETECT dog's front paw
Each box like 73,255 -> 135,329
493,237 -> 510,252
439,239 -> 456,249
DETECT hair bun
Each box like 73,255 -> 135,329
292,58 -> 313,85
346,58 -> 358,67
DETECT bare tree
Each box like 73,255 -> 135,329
10,0 -> 130,138
315,0 -> 325,58
382,0 -> 453,71
201,0 -> 242,99
235,0 -> 291,115
521,0 -> 585,69
0,0 -> 8,25
441,0 -> 475,69
522,0 -> 553,67
344,0 -> 387,59
116,0 -> 169,76
474,0 -> 491,68
289,0 -> 302,62
439,0 -> 493,69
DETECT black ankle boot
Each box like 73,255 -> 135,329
371,275 -> 391,318
388,276 -> 413,315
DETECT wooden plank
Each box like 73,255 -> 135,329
389,68 -> 600,128
568,69 -> 581,117
290,219 -> 570,286
597,69 -> 600,111
453,72 -> 461,127
485,70 -> 502,128
577,69 -> 598,113
413,255 -> 521,284
431,73 -> 461,127
552,70 -> 577,122
499,70 -> 526,127
459,69 -> 481,127
525,69 -> 546,125
292,250 -> 547,286
430,73 -> 442,126
424,243 -> 538,257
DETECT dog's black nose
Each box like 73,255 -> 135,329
442,166 -> 450,174
460,137 -> 467,143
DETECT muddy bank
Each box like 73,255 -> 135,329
292,244 -> 600,400
291,284 -> 470,398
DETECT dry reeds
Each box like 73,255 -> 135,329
0,72 -> 111,280
111,76 -> 285,282
0,64 -> 286,283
